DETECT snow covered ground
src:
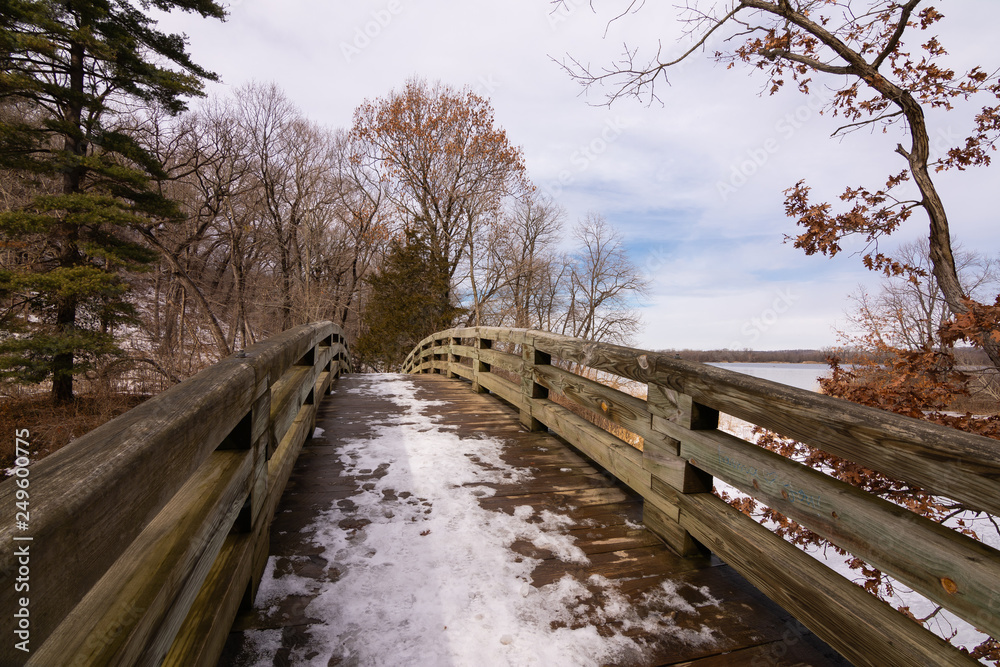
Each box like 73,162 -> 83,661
240,376 -> 721,666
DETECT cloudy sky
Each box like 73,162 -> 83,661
151,1 -> 1000,352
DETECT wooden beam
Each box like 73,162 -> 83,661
675,424 -> 1000,639
677,492 -> 977,667
29,450 -> 253,666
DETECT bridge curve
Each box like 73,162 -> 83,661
1,323 -> 997,666
219,372 -> 845,666
401,326 -> 1000,667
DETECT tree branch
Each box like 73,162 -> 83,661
758,48 -> 855,75
872,0 -> 922,70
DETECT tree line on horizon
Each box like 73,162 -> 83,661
0,3 -> 648,403
665,345 -> 993,367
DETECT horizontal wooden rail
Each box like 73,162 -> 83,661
0,322 -> 351,666
403,327 -> 1000,667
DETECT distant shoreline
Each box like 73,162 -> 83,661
658,349 -> 830,364
658,347 -> 991,366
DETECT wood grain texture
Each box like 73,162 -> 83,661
0,359 -> 257,648
477,346 -> 523,373
162,532 -> 253,667
648,354 -> 1000,518
677,492 -> 977,667
531,398 -> 651,496
532,363 -> 656,442
28,450 -> 252,666
677,424 -> 1000,639
403,327 -> 999,665
476,371 -> 523,409
0,322 -> 346,660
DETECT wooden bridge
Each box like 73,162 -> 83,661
1,323 -> 999,666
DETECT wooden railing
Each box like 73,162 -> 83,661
403,327 -> 1000,667
0,322 -> 350,666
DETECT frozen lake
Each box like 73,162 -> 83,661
708,362 -> 831,392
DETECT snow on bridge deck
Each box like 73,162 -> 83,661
217,374 -> 847,666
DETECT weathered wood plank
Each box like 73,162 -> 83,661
532,363 -> 655,442
642,435 -> 711,494
531,330 -> 657,385
649,355 -> 1000,519
447,362 -> 474,381
162,531 -> 253,667
268,366 -> 312,458
0,359 -> 257,647
674,424 -> 1000,639
677,492 -> 977,667
0,322 -> 343,662
530,398 -> 651,494
476,371 -> 523,408
266,402 -> 319,520
644,497 -> 705,557
647,382 -> 718,431
165,411 -> 305,667
29,450 -> 252,666
477,347 -> 523,374
446,343 -> 476,363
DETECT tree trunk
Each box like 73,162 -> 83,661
139,229 -> 231,357
894,93 -> 1000,370
52,299 -> 75,405
52,37 -> 87,404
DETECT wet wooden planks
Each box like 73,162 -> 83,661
218,373 -> 848,667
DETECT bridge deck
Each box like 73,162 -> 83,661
218,374 -> 847,666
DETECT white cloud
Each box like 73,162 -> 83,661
152,0 -> 1000,350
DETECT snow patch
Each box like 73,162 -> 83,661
249,375 -> 718,666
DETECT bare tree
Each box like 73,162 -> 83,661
848,240 -> 999,353
495,193 -> 566,329
324,129 -> 391,337
564,213 -> 649,344
557,0 -> 1000,368
352,78 -> 531,309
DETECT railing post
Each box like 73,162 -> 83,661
423,341 -> 434,374
472,334 -> 491,394
447,336 -> 461,379
643,382 -> 716,557
520,338 -> 550,432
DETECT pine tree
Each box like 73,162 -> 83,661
0,0 -> 225,403
355,230 -> 464,371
